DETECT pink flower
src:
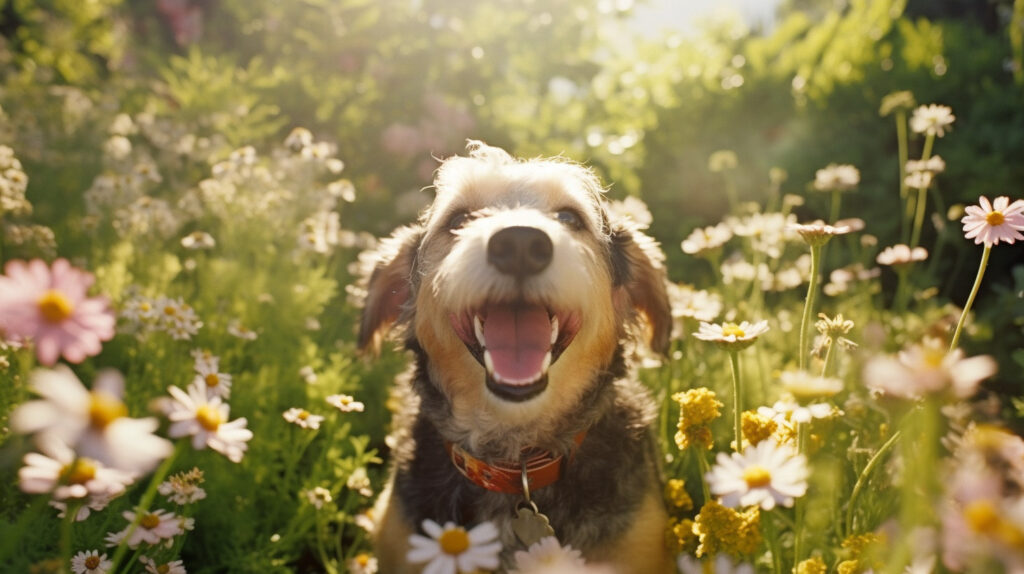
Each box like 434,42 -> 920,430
0,259 -> 115,365
961,196 -> 1024,246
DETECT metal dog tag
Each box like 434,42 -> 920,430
511,501 -> 555,547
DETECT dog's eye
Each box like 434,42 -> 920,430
446,211 -> 470,231
555,209 -> 583,231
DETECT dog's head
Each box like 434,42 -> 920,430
359,141 -> 670,427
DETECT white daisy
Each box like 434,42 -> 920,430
180,231 -> 215,250
347,467 -> 373,497
790,220 -> 852,247
706,440 -> 809,510
876,244 -> 928,267
105,508 -> 186,548
19,434 -> 134,501
348,553 -> 379,574
778,370 -> 843,401
140,556 -> 187,574
166,381 -> 253,463
681,224 -> 733,255
354,509 -> 377,532
226,319 -> 258,340
407,519 -> 502,574
192,359 -> 232,399
304,486 -> 333,509
158,467 -> 206,505
694,320 -> 770,351
863,338 -> 997,400
326,393 -> 365,413
71,550 -> 112,574
667,283 -> 723,324
511,536 -> 586,574
813,163 -> 860,192
762,398 -> 839,425
190,348 -> 219,373
11,366 -> 173,474
283,407 -> 324,430
910,104 -> 955,137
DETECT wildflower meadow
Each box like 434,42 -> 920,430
1,1 -> 1023,573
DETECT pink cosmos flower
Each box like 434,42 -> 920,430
0,259 -> 115,365
961,196 -> 1024,246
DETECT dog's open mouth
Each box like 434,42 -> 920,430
450,302 -> 581,402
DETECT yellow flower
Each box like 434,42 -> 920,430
742,410 -> 777,447
693,500 -> 762,557
796,556 -> 828,574
665,479 -> 693,511
665,518 -> 697,554
673,388 -> 723,450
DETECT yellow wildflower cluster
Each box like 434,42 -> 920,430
796,556 -> 828,574
693,500 -> 762,557
742,410 -> 777,447
665,479 -> 693,511
837,532 -> 884,574
672,388 -> 723,451
666,517 -> 697,555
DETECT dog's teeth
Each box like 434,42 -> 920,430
483,349 -> 495,374
473,315 -> 486,348
550,315 -> 559,345
541,351 -> 551,373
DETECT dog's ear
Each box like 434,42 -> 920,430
357,225 -> 424,354
610,221 -> 672,355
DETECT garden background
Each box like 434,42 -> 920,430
1,0 -> 1023,572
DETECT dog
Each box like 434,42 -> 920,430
358,141 -> 674,572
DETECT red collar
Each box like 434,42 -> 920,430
445,432 -> 587,495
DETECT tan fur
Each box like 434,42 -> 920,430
372,478 -> 416,574
591,490 -> 674,573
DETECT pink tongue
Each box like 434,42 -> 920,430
483,303 -> 551,385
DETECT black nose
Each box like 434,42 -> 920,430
487,226 -> 553,278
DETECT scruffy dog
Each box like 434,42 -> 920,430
359,141 -> 674,572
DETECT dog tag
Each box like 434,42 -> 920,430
511,502 -> 555,547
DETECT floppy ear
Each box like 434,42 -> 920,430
610,221 -> 673,355
357,225 -> 424,353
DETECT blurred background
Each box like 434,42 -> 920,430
1,0 -> 1022,356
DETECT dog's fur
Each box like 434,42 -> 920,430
359,142 -> 674,572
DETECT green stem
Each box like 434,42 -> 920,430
820,337 -> 836,378
896,111 -> 909,200
793,422 -> 810,568
893,266 -> 911,313
908,187 -> 929,250
798,245 -> 823,371
60,501 -> 82,574
949,244 -> 991,351
829,190 -> 842,224
696,449 -> 713,504
765,510 -> 784,574
110,441 -> 185,573
728,350 -> 743,452
845,430 -> 902,537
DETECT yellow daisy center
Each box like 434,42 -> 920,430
84,556 -> 101,569
157,565 -> 170,574
37,290 -> 74,323
986,211 -> 1005,226
964,500 -> 1000,534
88,392 -> 127,429
164,305 -> 177,316
743,465 -> 772,488
722,323 -> 746,338
196,405 -> 223,431
63,458 -> 97,484
438,527 -> 470,555
140,513 -> 161,530
354,553 -> 371,567
205,373 -> 220,387
139,302 -> 151,312
297,410 -> 310,420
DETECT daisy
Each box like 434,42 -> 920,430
193,359 -> 232,399
105,508 -> 186,548
190,348 -> 219,373
790,221 -> 852,247
678,554 -> 754,574
511,537 -> 586,574
348,553 -> 379,574
961,196 -> 1024,246
158,467 -> 206,505
876,244 -> 928,268
910,104 -> 955,136
166,381 -> 253,463
407,519 -> 502,574
326,393 -> 365,413
71,550 -> 112,574
763,397 -> 839,425
347,467 -> 373,497
863,338 -> 997,399
0,258 -> 116,365
667,283 -> 722,324
140,556 -> 187,574
303,486 -> 333,509
11,367 -> 173,474
812,164 -> 860,192
354,509 -> 377,533
694,320 -> 770,351
681,224 -> 733,255
778,370 -> 843,401
19,434 -> 134,501
227,319 -> 258,340
706,440 -> 809,510
180,231 -> 215,250
283,407 -> 324,430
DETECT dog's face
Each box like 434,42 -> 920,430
360,142 -> 670,430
